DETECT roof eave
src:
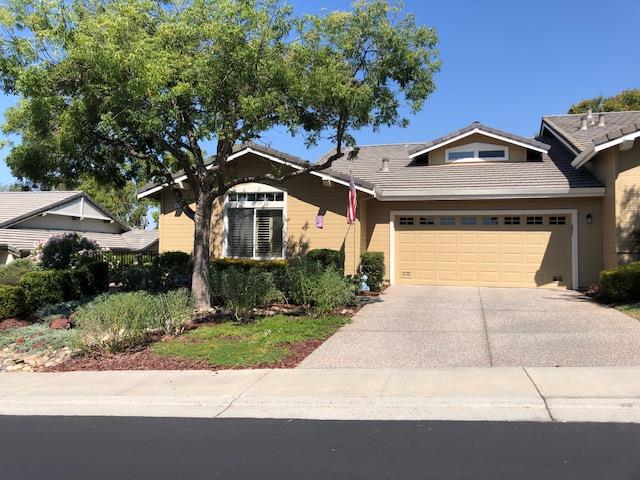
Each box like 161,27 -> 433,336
376,187 -> 605,201
571,129 -> 640,169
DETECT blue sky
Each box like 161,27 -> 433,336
0,0 -> 638,185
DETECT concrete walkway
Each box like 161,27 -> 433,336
299,285 -> 640,368
2,368 -> 640,423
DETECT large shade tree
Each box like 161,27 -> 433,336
568,88 -> 640,114
0,0 -> 440,309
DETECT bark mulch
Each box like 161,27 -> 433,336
45,338 -> 326,372
0,318 -> 31,332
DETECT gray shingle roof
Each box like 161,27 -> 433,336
137,141 -> 376,196
0,191 -> 82,228
543,111 -> 640,152
325,133 -> 602,197
407,121 -> 550,156
0,228 -> 158,253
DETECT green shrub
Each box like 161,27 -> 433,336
360,251 -> 385,291
284,258 -> 354,313
154,251 -> 192,289
0,285 -> 26,319
211,258 -> 288,292
209,266 -> 282,321
600,262 -> 640,302
72,261 -> 110,295
155,289 -> 195,335
32,232 -> 101,270
20,270 -> 80,312
75,291 -> 157,353
75,290 -> 195,353
0,259 -> 38,286
305,249 -> 344,273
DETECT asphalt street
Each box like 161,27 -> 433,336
1,416 -> 639,479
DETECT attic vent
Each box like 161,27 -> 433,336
380,157 -> 390,172
597,114 -> 606,127
580,116 -> 588,130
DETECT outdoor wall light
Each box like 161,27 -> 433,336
586,214 -> 593,224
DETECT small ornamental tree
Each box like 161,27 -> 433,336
32,233 -> 101,270
0,0 -> 440,310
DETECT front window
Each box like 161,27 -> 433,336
225,186 -> 285,258
446,142 -> 509,163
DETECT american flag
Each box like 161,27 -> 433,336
347,172 -> 357,224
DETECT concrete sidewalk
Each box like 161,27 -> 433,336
2,368 -> 640,423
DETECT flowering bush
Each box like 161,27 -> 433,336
31,233 -> 106,270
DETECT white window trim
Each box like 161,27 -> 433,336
222,185 -> 287,260
445,142 -> 509,163
388,209 -> 579,290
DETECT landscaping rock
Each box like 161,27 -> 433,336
50,317 -> 72,330
0,344 -> 76,373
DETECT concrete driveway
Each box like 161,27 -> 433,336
298,285 -> 640,368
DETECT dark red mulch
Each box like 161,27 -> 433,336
0,318 -> 30,331
44,338 -> 327,372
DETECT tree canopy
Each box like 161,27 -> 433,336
568,88 -> 640,114
0,0 -> 441,308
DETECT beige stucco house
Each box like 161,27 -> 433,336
0,191 -> 159,264
140,110 -> 640,290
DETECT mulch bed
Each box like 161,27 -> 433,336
0,318 -> 31,332
44,338 -> 326,372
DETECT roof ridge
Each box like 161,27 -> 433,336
544,110 -> 640,118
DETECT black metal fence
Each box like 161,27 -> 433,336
96,250 -> 159,267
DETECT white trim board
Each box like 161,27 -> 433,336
376,187 -> 605,201
571,130 -> 640,169
388,209 -> 579,290
409,128 -> 549,158
138,147 -> 376,199
539,122 -> 580,156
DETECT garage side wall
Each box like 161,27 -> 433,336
365,197 -> 603,288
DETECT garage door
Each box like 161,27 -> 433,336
395,214 -> 572,288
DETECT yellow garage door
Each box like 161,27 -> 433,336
395,214 -> 572,289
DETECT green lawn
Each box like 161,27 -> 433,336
616,303 -> 640,321
152,314 -> 350,367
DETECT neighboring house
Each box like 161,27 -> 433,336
0,191 -> 159,264
139,110 -> 640,290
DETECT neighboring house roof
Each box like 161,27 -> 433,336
0,228 -> 158,254
542,111 -> 640,153
407,121 -> 550,158
0,191 -> 129,231
324,134 -> 603,200
137,141 -> 376,199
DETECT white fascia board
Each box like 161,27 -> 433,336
138,147 -> 376,199
409,128 -> 549,158
540,122 -> 580,156
571,130 -> 640,169
377,187 -> 605,201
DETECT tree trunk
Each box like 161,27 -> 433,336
192,193 -> 214,310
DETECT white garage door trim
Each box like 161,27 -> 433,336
389,209 -> 579,289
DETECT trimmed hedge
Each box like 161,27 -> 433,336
20,270 -> 79,312
359,251 -> 385,292
600,262 -> 640,302
0,285 -> 26,320
0,259 -> 38,286
75,261 -> 110,295
211,258 -> 288,291
306,249 -> 344,273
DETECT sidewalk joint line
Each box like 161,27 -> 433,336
478,288 -> 493,367
523,367 -> 556,422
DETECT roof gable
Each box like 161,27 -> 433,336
408,122 -> 550,158
0,191 -> 128,230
